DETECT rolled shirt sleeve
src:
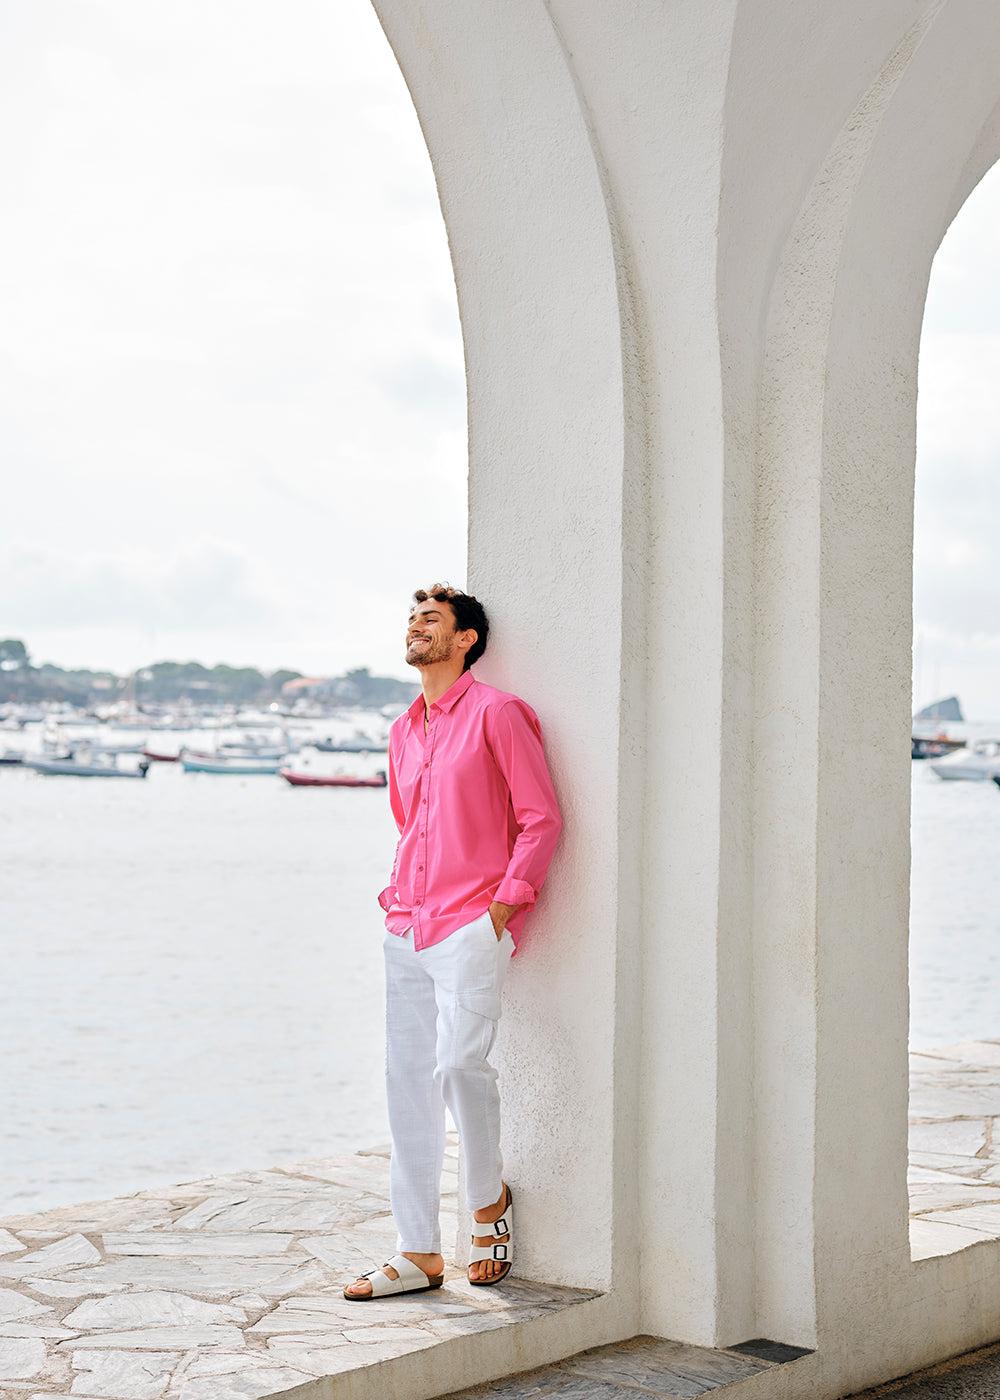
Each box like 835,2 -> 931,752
487,700 -> 562,910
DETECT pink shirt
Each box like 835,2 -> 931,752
378,671 -> 561,951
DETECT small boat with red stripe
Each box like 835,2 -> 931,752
279,768 -> 387,788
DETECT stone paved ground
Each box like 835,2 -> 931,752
3,1044 -> 1000,1400
0,1137 -> 596,1400
845,1341 -> 1000,1399
908,1041 -> 1000,1259
431,1336 -> 812,1400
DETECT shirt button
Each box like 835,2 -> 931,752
418,865 -> 423,871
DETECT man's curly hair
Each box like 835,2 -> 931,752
411,584 -> 489,671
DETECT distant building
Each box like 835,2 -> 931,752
281,677 -> 328,696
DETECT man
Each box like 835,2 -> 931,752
344,584 -> 561,1298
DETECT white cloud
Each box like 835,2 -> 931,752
6,0 -> 998,715
0,0 -> 467,681
2,540 -> 274,633
914,161 -> 1000,719
917,335 -> 1000,465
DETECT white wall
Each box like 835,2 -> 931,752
371,0 -> 635,1309
371,0 -> 1000,1393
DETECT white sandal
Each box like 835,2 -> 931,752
468,1184 -> 513,1286
344,1253 -> 445,1300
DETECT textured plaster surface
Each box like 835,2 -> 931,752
2,0 -> 970,1390
368,1 -> 1000,1388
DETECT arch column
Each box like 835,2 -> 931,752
371,0 -> 1000,1390
371,0 -> 639,1325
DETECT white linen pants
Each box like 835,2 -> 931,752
384,911 -> 513,1254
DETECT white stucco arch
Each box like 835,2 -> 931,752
752,0 -> 1000,1367
369,2 -> 1000,1394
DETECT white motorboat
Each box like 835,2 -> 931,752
181,753 -> 282,774
24,752 -> 150,778
928,739 -> 1000,782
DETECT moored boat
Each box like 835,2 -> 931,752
912,734 -> 966,760
279,768 -> 387,788
308,736 -> 385,754
912,696 -> 965,759
928,740 -> 1000,782
24,754 -> 150,778
217,743 -> 288,759
182,754 -> 283,774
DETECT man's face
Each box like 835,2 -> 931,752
405,598 -> 459,668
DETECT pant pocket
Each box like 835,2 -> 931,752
453,915 -> 504,1021
444,994 -> 500,1067
457,986 -> 502,1022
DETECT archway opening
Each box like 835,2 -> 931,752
908,158 -> 1000,1259
0,0 -> 467,1215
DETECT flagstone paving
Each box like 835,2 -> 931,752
908,1041 -> 1000,1259
0,1138 -> 597,1399
2,1044 -> 999,1399
431,1336 -> 814,1400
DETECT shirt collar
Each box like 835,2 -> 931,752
406,669 -> 475,723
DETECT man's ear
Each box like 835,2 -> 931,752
457,628 -> 478,657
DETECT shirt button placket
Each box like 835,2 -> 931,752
414,722 -> 433,949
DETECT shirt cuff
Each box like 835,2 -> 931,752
495,877 -> 537,908
378,886 -> 397,912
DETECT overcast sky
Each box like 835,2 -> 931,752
916,164 -> 1000,721
0,0 -> 466,683
2,5 -> 999,715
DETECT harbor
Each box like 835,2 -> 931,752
0,702 -> 392,789
0,719 -> 399,1225
4,688 -> 1000,1398
4,709 -> 1000,1221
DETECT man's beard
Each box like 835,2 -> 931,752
405,636 -> 454,668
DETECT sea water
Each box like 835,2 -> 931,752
910,757 -> 1000,1050
1,753 -> 396,1216
2,751 -> 999,1216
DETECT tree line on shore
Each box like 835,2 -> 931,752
0,639 -> 416,709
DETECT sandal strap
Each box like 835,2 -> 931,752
469,1186 -> 514,1273
471,1211 -> 512,1240
471,1190 -> 513,1242
469,1240 -> 511,1264
385,1253 -> 437,1288
358,1254 -> 436,1296
355,1266 -> 401,1296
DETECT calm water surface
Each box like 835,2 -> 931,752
2,750 -> 998,1215
2,753 -> 396,1216
910,758 -> 1000,1049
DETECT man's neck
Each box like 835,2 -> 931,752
420,660 -> 467,714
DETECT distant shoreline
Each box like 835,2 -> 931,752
0,640 -> 418,710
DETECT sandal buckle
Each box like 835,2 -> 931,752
493,1244 -> 508,1261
